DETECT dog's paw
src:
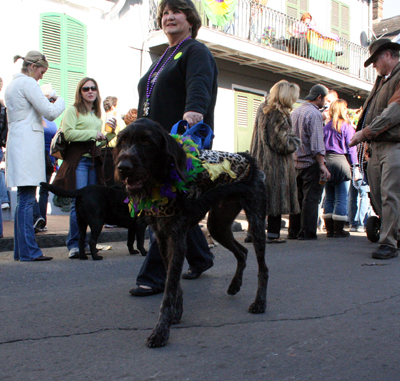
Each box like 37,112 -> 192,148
145,332 -> 169,348
92,255 -> 103,261
227,280 -> 242,295
248,301 -> 266,314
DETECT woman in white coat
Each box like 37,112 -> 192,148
5,51 -> 65,261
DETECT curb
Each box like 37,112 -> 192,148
0,221 -> 243,252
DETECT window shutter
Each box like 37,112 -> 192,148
341,5 -> 349,38
237,95 -> 248,128
286,0 -> 308,20
234,91 -> 264,152
41,14 -> 62,96
40,13 -> 86,119
252,98 -> 262,126
65,16 -> 86,107
300,0 -> 308,14
331,1 -> 339,35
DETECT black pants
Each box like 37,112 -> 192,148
267,215 -> 281,239
137,224 -> 214,290
289,163 -> 323,239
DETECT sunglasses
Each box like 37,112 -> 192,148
82,86 -> 97,92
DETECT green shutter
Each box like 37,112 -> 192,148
331,1 -> 350,40
234,91 -> 264,153
40,13 -> 86,125
286,0 -> 308,20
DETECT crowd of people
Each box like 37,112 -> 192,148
0,1 -> 399,284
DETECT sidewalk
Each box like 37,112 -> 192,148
0,215 -> 131,252
1,213 -> 247,252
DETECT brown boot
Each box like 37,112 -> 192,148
333,220 -> 350,238
324,217 -> 334,237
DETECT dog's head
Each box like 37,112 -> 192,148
114,118 -> 188,196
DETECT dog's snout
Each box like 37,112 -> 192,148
117,158 -> 133,172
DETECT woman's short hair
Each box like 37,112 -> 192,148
74,77 -> 102,118
103,96 -> 118,113
329,99 -> 348,133
14,51 -> 49,73
124,108 -> 138,126
157,0 -> 202,39
263,80 -> 300,116
300,13 -> 312,22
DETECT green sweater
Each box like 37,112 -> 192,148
62,106 -> 115,156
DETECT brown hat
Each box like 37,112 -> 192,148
364,38 -> 400,67
304,84 -> 329,101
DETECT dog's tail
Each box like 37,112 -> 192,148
40,182 -> 83,199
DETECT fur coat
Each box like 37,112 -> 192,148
250,103 -> 300,216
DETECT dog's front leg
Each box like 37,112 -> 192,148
146,231 -> 186,348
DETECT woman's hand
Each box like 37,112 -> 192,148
96,131 -> 106,141
183,111 -> 203,128
105,117 -> 117,132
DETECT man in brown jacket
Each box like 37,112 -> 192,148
350,38 -> 400,259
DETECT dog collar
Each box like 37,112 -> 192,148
127,135 -> 205,217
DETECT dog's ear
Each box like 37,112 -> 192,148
164,133 -> 187,181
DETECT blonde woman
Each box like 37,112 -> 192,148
250,80 -> 301,243
322,99 -> 359,238
5,51 -> 65,261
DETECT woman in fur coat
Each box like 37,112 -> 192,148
249,80 -> 301,243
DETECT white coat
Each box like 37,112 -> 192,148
5,73 -> 65,187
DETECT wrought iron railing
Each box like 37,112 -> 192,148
149,0 -> 375,83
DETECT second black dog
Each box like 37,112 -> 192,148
41,183 -> 147,260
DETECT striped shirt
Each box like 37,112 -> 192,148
291,102 -> 325,169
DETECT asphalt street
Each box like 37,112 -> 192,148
1,229 -> 399,381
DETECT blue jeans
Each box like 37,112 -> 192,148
0,205 -> 3,237
323,180 -> 350,218
0,169 -> 9,204
14,186 -> 43,261
348,179 -> 370,228
67,157 -> 97,250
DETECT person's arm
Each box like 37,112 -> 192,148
315,153 -> 331,180
350,82 -> 400,146
183,44 -> 217,127
24,77 -> 65,121
268,113 -> 300,155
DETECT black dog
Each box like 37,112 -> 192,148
41,183 -> 148,260
115,119 -> 268,348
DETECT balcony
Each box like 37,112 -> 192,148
148,0 -> 374,97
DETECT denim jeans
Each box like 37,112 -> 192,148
67,157 -> 97,250
0,169 -> 9,204
323,180 -> 350,217
0,205 -> 3,237
348,179 -> 370,228
14,186 -> 43,261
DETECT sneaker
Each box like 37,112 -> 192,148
33,217 -> 46,233
350,226 -> 365,233
69,247 -> 79,259
104,224 -> 117,228
1,202 -> 10,209
38,226 -> 48,232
